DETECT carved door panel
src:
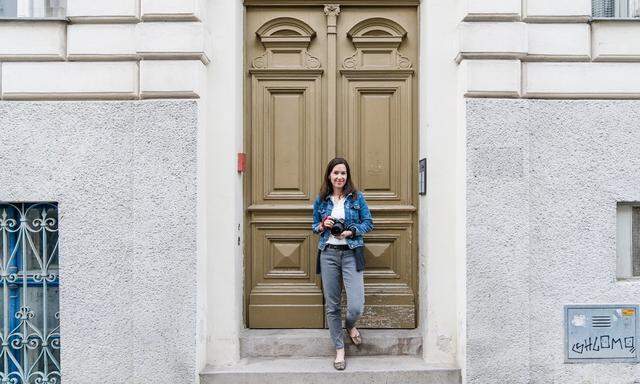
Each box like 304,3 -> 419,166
336,10 -> 418,328
245,4 -> 418,329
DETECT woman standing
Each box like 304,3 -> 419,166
312,158 -> 374,370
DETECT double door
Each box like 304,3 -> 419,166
245,3 -> 419,328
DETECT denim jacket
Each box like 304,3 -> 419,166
312,191 -> 373,273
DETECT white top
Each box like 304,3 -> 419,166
327,195 -> 348,245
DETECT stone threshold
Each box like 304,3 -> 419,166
200,356 -> 461,384
240,328 -> 423,357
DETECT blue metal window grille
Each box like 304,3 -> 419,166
0,203 -> 60,384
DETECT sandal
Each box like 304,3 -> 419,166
333,359 -> 346,370
346,327 -> 362,346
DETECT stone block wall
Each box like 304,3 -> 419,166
0,0 -> 208,100
458,1 -> 640,98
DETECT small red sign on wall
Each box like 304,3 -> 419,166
237,153 -> 246,173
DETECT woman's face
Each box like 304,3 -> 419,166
330,164 -> 348,191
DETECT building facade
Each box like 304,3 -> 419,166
0,0 -> 639,383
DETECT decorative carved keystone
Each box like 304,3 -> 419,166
323,4 -> 340,16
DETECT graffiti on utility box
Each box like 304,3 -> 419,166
565,305 -> 639,363
570,335 -> 635,355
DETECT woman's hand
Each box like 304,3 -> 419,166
336,230 -> 353,239
322,217 -> 334,229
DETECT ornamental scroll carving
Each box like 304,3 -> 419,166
323,4 -> 340,16
251,17 -> 322,70
342,17 -> 413,70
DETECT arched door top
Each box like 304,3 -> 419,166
343,17 -> 412,70
256,17 -> 317,44
347,17 -> 407,45
252,17 -> 321,70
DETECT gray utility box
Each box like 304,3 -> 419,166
565,304 -> 639,363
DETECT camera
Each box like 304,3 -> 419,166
329,217 -> 346,236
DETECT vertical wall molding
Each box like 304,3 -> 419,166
324,4 -> 340,159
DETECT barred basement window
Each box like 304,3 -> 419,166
0,203 -> 60,383
0,0 -> 65,19
593,0 -> 640,18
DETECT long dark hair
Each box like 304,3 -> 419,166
319,158 -> 358,200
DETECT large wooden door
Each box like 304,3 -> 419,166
245,2 -> 419,329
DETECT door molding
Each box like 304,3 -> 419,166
244,3 -> 420,329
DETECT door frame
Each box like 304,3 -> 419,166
242,0 -> 421,329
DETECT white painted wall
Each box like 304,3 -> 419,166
593,21 -> 640,61
140,60 -> 206,99
458,22 -> 527,59
204,0 -> 244,367
459,59 -> 521,97
67,24 -> 137,60
1,61 -> 139,99
527,23 -> 590,60
524,62 -> 640,97
460,0 -> 521,21
0,21 -> 65,60
141,0 -> 205,21
524,0 -> 591,20
137,21 -> 211,63
67,0 -> 139,22
420,0 -> 460,366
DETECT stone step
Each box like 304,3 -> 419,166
240,329 -> 422,358
200,356 -> 461,384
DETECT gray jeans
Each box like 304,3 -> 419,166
320,246 -> 365,350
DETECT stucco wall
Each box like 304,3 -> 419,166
0,100 -> 199,383
466,99 -> 640,383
